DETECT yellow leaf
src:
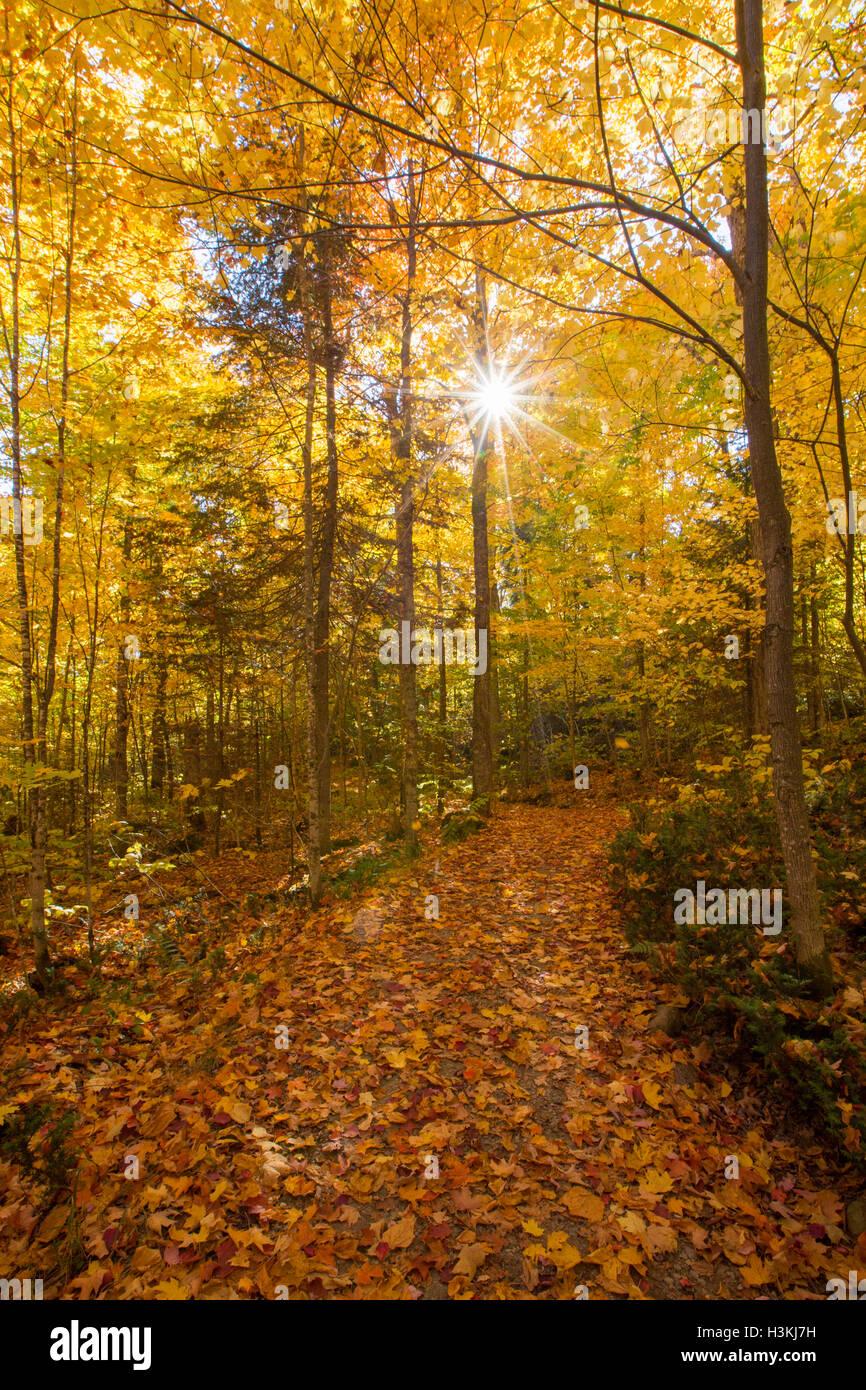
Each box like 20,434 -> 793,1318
154,1278 -> 190,1300
562,1187 -> 604,1222
522,1218 -> 544,1236
618,1247 -> 644,1266
642,1080 -> 662,1110
384,1049 -> 407,1069
417,1119 -> 452,1145
453,1243 -> 487,1277
547,1231 -> 582,1269
549,1241 -> 582,1270
220,1098 -> 251,1123
740,1254 -> 768,1287
617,1210 -> 646,1238
641,1167 -> 674,1194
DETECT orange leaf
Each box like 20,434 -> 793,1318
381,1213 -> 416,1249
562,1187 -> 604,1222
453,1243 -> 487,1277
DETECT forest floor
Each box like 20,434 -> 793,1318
0,785 -> 861,1299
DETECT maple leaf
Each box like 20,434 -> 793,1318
416,1120 -> 453,1146
381,1214 -> 416,1249
154,1279 -> 190,1300
562,1188 -> 604,1222
216,1098 -> 251,1123
452,1188 -> 484,1212
640,1168 -> 674,1195
740,1255 -> 769,1287
641,1080 -> 663,1110
452,1243 -> 487,1277
546,1232 -> 582,1270
643,1224 -> 678,1257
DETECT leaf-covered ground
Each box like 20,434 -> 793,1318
1,791 -> 862,1299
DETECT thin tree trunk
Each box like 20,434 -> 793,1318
150,632 -> 168,794
636,502 -> 652,768
206,687 -> 216,782
736,0 -> 831,993
565,670 -> 576,784
315,231 -> 340,855
490,574 -> 502,773
114,512 -> 133,819
469,266 -> 493,815
436,549 -> 448,815
393,165 -> 419,848
521,635 -> 530,785
829,353 -> 866,676
54,634 -> 74,768
5,62 -> 51,984
297,143 -> 323,906
809,565 -> 822,734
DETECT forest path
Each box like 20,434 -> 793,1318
203,793 -> 851,1300
286,794 -> 846,1301
1,796 -> 853,1299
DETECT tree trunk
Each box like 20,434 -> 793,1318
521,635 -> 530,785
490,575 -> 502,773
470,266 -> 493,815
435,548 -> 448,815
392,166 -> 419,848
315,231 -> 340,855
114,514 -> 133,819
736,0 -> 831,994
636,502 -> 652,768
829,352 -> 866,676
809,565 -> 822,734
150,632 -> 168,794
297,149 -> 323,906
5,64 -> 51,984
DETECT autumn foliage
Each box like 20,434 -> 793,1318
1,0 -> 866,1303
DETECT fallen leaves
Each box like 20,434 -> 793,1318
381,1214 -> 416,1249
0,799 -> 858,1301
218,1097 -> 252,1123
452,1243 -> 487,1277
562,1188 -> 605,1222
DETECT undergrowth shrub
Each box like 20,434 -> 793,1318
0,1099 -> 80,1191
610,736 -> 866,1166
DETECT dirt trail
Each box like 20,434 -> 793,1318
0,794 -> 854,1299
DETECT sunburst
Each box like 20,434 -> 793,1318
470,366 -> 519,432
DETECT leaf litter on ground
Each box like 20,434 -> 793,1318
1,791 -> 863,1300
